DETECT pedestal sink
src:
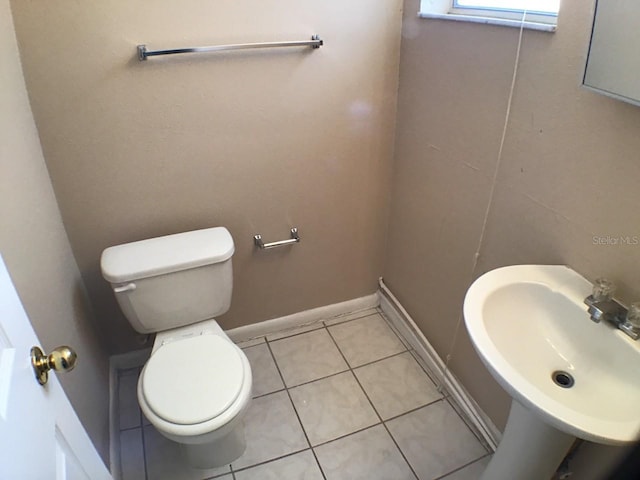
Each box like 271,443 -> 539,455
463,265 -> 640,480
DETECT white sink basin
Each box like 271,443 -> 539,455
464,265 -> 640,445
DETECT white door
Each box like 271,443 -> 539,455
0,254 -> 112,480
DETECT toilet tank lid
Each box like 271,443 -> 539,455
101,227 -> 234,283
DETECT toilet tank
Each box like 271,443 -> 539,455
101,227 -> 234,334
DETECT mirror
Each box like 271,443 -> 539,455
583,0 -> 640,107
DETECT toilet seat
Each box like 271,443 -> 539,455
141,335 -> 245,426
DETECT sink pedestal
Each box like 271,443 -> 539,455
481,400 -> 575,480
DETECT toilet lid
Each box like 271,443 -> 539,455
141,335 -> 244,425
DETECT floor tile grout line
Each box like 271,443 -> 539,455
378,422 -> 419,480
204,467 -> 234,480
280,346 -> 414,392
241,311 -> 396,360
323,326 -> 420,480
349,348 -> 411,371
351,348 -> 439,386
284,368 -> 348,390
266,321 -> 410,390
375,398 -> 444,425
432,452 -> 492,480
323,322 -> 409,371
309,419 -> 486,479
323,325 -> 357,372
310,422 -> 383,449
235,307 -> 380,348
251,387 -> 287,400
338,341 -> 419,480
264,309 -> 381,345
318,317 -> 440,414
119,423 -> 143,433
264,338 -> 328,480
134,400 -> 148,480
117,372 -> 143,434
323,323 -> 430,425
139,421 -> 149,480
229,447 -> 309,475
269,322 -> 408,474
379,398 -> 489,479
266,326 -> 351,389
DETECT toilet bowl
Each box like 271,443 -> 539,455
101,227 -> 252,468
138,320 -> 252,467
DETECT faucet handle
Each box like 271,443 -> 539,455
592,278 -> 616,301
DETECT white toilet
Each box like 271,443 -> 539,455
100,227 -> 252,469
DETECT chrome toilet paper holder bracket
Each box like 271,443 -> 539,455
254,228 -> 300,250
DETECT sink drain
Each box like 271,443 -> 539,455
552,371 -> 575,388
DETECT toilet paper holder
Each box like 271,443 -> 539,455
254,228 -> 300,250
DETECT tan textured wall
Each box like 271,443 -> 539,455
386,0 -> 640,434
10,0 -> 403,353
1,0 -> 110,463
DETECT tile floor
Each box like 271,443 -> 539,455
117,308 -> 492,480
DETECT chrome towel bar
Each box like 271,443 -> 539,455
254,228 -> 300,250
137,35 -> 323,61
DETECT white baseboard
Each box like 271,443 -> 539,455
226,293 -> 379,343
377,280 -> 501,451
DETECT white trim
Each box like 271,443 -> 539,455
418,11 -> 556,31
377,279 -> 502,451
226,294 -> 379,343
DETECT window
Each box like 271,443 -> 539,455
454,0 -> 559,15
419,0 -> 560,31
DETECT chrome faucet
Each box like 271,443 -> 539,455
584,278 -> 640,340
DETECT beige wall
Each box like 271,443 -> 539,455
10,0 -> 403,353
1,0 -> 110,463
386,0 -> 640,436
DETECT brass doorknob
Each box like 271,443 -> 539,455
30,345 -> 78,386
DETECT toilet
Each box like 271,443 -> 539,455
100,227 -> 252,469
